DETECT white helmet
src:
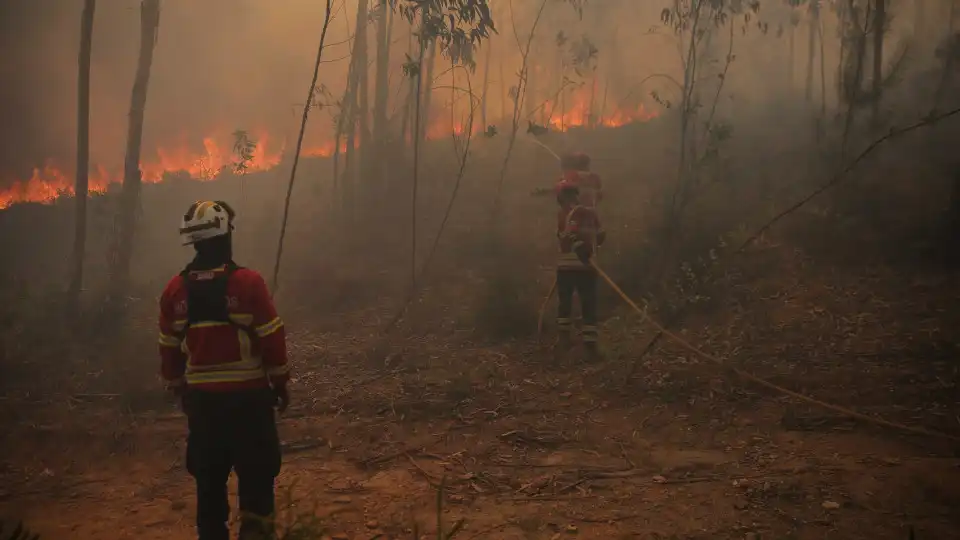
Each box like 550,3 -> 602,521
180,200 -> 235,245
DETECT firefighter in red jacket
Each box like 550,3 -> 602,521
555,180 -> 606,354
159,200 -> 290,540
559,151 -> 602,209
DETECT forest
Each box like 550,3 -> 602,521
1,0 -> 960,538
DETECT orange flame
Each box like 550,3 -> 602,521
0,87 -> 656,210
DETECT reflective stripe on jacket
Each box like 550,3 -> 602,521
158,266 -> 289,391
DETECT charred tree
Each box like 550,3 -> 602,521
68,0 -> 96,311
110,0 -> 160,302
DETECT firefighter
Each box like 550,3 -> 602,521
559,151 -> 602,209
159,200 -> 290,540
533,151 -> 603,208
555,181 -> 606,355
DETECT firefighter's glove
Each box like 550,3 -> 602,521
273,383 -> 290,414
573,241 -> 592,265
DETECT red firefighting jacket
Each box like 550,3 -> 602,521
158,264 -> 289,392
557,203 -> 606,270
558,170 -> 603,208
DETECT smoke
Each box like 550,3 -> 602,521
0,0 -> 346,187
0,0 -> 946,192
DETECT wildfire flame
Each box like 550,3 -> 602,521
0,87 -> 656,210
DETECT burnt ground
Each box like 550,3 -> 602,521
1,238 -> 959,540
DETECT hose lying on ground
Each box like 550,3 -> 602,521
586,260 -> 960,442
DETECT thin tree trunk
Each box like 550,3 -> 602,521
272,0 -> 335,292
400,29 -> 414,144
871,0 -> 886,127
805,1 -> 817,102
333,7 -> 359,216
419,40 -> 437,142
599,76 -> 609,125
789,23 -> 796,93
588,71 -> 597,127
818,3 -> 827,117
372,0 -> 390,191
411,38 -> 426,290
69,0 -> 95,311
499,60 -> 506,122
355,0 -> 370,188
480,43 -> 491,128
110,0 -> 160,302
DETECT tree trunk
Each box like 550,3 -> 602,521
371,0 -> 390,193
480,43 -> 491,129
333,10 -> 360,217
355,0 -> 370,188
789,23 -> 796,93
805,1 -> 817,102
69,0 -> 96,311
499,60 -> 506,122
400,29 -> 414,145
110,0 -> 160,302
818,3 -> 827,117
871,0 -> 885,127
418,40 -> 437,142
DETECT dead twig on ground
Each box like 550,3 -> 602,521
406,453 -> 442,488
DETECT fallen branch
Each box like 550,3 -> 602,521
407,453 -> 442,488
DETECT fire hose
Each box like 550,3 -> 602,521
537,260 -> 960,442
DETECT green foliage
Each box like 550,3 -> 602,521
389,0 -> 496,69
660,0 -> 760,32
231,129 -> 257,175
402,52 -> 421,78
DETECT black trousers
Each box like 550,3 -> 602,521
184,388 -> 281,540
557,269 -> 599,344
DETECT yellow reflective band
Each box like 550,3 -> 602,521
229,313 -> 254,326
158,333 -> 181,347
190,321 -> 231,329
185,368 -> 267,384
186,356 -> 262,373
172,319 -> 187,332
255,317 -> 284,338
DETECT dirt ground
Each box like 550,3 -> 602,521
2,243 -> 960,540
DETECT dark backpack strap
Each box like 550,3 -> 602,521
177,262 -> 252,340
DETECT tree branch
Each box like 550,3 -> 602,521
736,107 -> 960,253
